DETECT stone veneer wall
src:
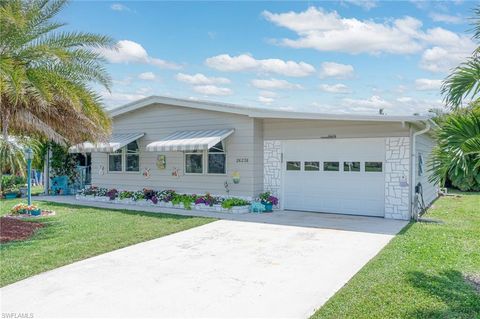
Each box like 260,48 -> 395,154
385,137 -> 411,220
263,140 -> 282,199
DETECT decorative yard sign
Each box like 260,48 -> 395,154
143,168 -> 151,179
236,158 -> 249,163
232,171 -> 240,184
156,155 -> 166,169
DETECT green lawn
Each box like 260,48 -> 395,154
312,192 -> 480,319
0,199 -> 214,287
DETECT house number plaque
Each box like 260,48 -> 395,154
236,158 -> 249,163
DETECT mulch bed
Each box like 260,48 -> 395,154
0,217 -> 44,243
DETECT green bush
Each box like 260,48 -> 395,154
1,175 -> 26,190
221,198 -> 250,209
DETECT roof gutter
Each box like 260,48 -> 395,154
411,120 -> 432,219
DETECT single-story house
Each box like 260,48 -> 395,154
70,95 -> 439,220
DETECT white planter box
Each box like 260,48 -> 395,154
76,194 -> 251,214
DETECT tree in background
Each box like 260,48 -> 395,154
0,0 -> 114,144
430,6 -> 480,191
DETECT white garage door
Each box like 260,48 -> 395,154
283,138 -> 385,217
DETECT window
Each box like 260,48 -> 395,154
286,161 -> 301,171
125,141 -> 140,172
324,162 -> 339,171
304,161 -> 320,171
365,162 -> 383,172
208,142 -> 226,174
185,152 -> 203,174
344,161 -> 360,172
108,149 -> 122,172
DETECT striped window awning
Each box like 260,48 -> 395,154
69,132 -> 145,153
146,129 -> 234,152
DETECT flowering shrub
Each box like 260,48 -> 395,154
194,193 -> 218,206
11,203 -> 40,215
78,186 -> 252,210
119,191 -> 133,200
259,192 -> 279,205
143,189 -> 156,201
156,190 -> 176,202
79,186 -> 108,197
106,189 -> 118,200
132,191 -> 145,201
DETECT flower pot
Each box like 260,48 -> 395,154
5,193 -> 18,200
261,202 -> 273,212
30,209 -> 41,216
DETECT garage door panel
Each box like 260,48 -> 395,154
283,138 -> 385,217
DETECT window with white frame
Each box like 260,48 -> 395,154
125,141 -> 140,171
184,141 -> 227,175
185,151 -> 203,174
108,149 -> 122,172
207,142 -> 226,174
108,141 -> 140,172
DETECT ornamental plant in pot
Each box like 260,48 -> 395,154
4,187 -> 20,199
259,192 -> 278,212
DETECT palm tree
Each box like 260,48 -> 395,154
429,106 -> 480,191
0,0 -> 114,145
441,6 -> 480,109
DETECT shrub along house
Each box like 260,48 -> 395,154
70,96 -> 438,220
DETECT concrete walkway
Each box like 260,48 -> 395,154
1,196 -> 408,318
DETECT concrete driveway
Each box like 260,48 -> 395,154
1,214 -> 407,318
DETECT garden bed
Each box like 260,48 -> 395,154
75,194 -> 251,214
0,217 -> 44,243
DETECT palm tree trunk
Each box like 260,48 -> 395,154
0,109 -> 10,193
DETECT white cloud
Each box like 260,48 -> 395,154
193,85 -> 232,96
251,78 -> 302,90
263,7 -> 424,54
100,40 -> 181,69
101,91 -> 147,106
429,12 -> 463,24
342,95 -> 392,112
319,62 -> 354,79
138,72 -> 156,81
310,95 -> 442,115
343,0 -> 377,10
258,96 -> 275,104
262,6 -> 475,61
420,42 -> 474,72
176,73 -> 230,85
136,87 -> 153,95
319,83 -> 351,93
259,91 -> 277,98
205,54 -> 315,77
415,78 -> 442,91
110,3 -> 130,11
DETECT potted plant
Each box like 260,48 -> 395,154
259,192 -> 278,212
4,186 -> 20,199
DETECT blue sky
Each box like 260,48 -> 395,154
59,1 -> 476,115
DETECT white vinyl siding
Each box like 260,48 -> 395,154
91,103 -> 258,198
263,119 -> 410,140
415,134 -> 439,206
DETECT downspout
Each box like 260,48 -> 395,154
410,120 -> 431,219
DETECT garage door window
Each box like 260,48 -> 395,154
304,161 -> 320,171
286,161 -> 301,171
324,162 -> 339,171
344,161 -> 360,172
365,162 -> 383,172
